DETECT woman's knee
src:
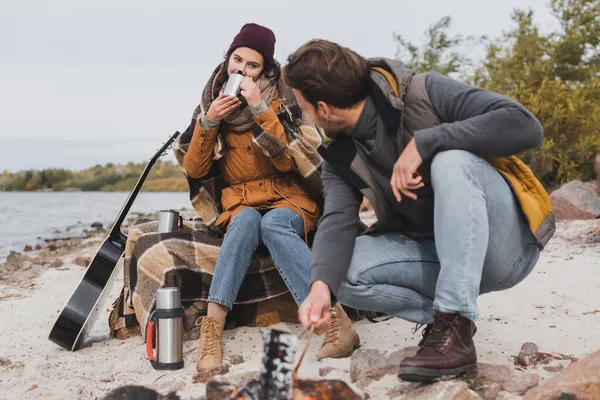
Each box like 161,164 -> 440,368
260,209 -> 302,240
229,208 -> 262,232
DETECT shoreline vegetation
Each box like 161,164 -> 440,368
0,161 -> 188,192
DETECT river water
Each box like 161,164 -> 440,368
1,191 -> 191,263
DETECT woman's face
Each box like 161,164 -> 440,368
227,47 -> 265,80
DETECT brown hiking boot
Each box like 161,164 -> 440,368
399,312 -> 477,382
415,324 -> 433,347
194,316 -> 228,381
317,304 -> 360,361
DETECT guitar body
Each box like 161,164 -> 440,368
48,131 -> 180,351
48,232 -> 126,350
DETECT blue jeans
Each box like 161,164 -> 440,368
208,207 -> 311,309
336,150 -> 541,323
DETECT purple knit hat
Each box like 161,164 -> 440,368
227,23 -> 276,66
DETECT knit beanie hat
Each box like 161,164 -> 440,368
227,23 -> 276,66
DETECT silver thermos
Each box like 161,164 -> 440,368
157,209 -> 183,234
146,287 -> 184,370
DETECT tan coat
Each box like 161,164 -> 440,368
183,96 -> 320,233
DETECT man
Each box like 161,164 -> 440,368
283,40 -> 554,382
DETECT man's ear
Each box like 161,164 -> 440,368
317,101 -> 331,119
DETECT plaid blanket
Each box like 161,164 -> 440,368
109,219 -> 299,341
109,74 -> 326,340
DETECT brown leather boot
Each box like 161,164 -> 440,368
317,304 -> 360,361
399,312 -> 477,382
195,316 -> 228,380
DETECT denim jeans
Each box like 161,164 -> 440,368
336,150 -> 541,323
208,207 -> 311,309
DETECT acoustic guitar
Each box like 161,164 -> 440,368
48,131 -> 181,351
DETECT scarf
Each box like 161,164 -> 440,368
200,63 -> 279,132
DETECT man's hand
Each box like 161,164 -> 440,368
391,137 -> 425,202
240,76 -> 261,107
298,280 -> 332,335
206,95 -> 241,121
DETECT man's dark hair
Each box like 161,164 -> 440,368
283,39 -> 370,109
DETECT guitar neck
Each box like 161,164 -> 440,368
108,132 -> 181,237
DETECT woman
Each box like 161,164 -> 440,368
183,23 -> 359,377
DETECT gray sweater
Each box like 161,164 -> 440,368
310,72 -> 543,295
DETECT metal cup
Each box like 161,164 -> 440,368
222,70 -> 245,98
157,209 -> 183,233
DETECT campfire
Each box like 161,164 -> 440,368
205,327 -> 362,400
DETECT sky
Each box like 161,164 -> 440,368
1,0 -> 557,172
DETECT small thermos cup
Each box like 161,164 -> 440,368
146,287 -> 184,370
222,70 -> 245,98
157,209 -> 183,234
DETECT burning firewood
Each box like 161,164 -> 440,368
205,327 -> 363,399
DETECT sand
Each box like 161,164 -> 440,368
1,219 -> 599,399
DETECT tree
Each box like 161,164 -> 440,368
473,0 -> 600,187
393,16 -> 473,76
394,0 -> 600,188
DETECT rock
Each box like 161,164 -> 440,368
23,245 -> 33,252
115,327 -> 141,340
524,350 -> 600,400
72,256 -> 90,268
229,355 -> 244,365
550,180 -> 600,220
319,367 -> 334,377
34,244 -> 42,250
6,251 -> 24,264
350,347 -> 418,389
483,382 -> 502,400
49,259 -> 64,268
205,381 -> 236,400
91,222 -> 103,229
543,364 -> 565,373
101,386 -> 170,400
477,363 -> 539,395
157,380 -> 186,392
550,196 -> 597,220
595,152 -> 600,181
515,342 -> 540,366
502,372 -> 539,395
0,357 -> 11,367
477,363 -> 513,383
389,380 -> 481,399
584,226 -> 600,244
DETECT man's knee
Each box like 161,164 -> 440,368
335,279 -> 361,308
431,150 -> 486,189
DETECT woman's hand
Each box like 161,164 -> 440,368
239,76 -> 261,107
206,95 -> 241,121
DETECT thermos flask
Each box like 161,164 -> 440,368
146,287 -> 184,370
157,209 -> 183,234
